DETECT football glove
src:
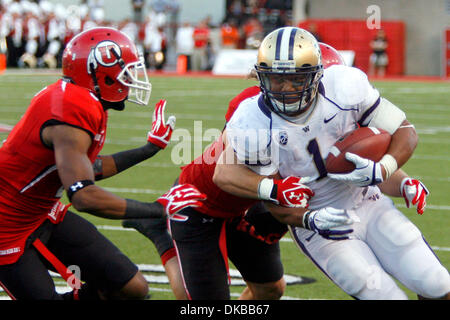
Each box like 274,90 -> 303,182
302,207 -> 354,240
259,176 -> 315,208
328,152 -> 383,187
156,184 -> 207,216
400,177 -> 429,215
147,99 -> 176,149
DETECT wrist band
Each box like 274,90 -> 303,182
257,178 -> 274,201
67,180 -> 94,201
302,210 -> 312,229
379,154 -> 398,180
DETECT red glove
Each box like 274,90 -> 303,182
156,184 -> 207,216
147,99 -> 176,149
258,176 -> 315,208
400,178 -> 429,215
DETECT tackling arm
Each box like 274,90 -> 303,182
213,144 -> 311,226
264,201 -> 307,226
213,141 -> 266,199
213,131 -> 314,207
213,132 -> 352,238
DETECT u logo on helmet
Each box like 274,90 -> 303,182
93,40 -> 122,67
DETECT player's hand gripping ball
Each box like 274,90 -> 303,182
326,127 -> 391,174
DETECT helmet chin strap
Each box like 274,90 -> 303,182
268,94 -> 317,122
89,62 -> 101,98
100,99 -> 126,111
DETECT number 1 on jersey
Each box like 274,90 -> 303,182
307,138 -> 328,180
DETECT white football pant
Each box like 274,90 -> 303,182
290,191 -> 450,300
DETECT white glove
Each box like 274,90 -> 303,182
328,152 -> 383,187
302,207 -> 354,240
400,177 -> 429,215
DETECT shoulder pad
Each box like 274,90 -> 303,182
226,97 -> 272,165
52,81 -> 104,134
322,65 -> 373,107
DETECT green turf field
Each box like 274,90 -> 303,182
0,72 -> 448,300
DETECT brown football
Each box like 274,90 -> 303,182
326,127 -> 391,174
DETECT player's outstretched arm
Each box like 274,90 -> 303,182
93,143 -> 161,180
94,99 -> 176,180
44,124 -> 203,220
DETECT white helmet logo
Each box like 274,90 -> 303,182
94,41 -> 121,67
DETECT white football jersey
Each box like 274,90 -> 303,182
227,65 -> 384,210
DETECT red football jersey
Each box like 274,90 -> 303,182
0,79 -> 107,264
179,86 -> 261,219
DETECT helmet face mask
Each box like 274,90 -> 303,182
257,65 -> 322,116
255,27 -> 323,118
62,27 -> 152,106
117,57 -> 152,105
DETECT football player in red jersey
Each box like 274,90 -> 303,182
0,27 -> 205,300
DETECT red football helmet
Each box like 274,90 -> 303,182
62,27 -> 151,105
319,42 -> 345,68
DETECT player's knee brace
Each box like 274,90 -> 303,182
415,264 -> 450,299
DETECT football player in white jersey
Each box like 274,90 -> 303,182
213,27 -> 450,300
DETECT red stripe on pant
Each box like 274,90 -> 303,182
32,239 -> 81,299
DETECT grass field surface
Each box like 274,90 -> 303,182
0,71 -> 448,300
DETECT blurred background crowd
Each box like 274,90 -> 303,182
1,0 -> 447,77
0,0 -> 294,72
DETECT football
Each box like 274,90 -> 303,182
326,127 -> 391,173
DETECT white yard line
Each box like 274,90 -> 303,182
97,225 -> 450,252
